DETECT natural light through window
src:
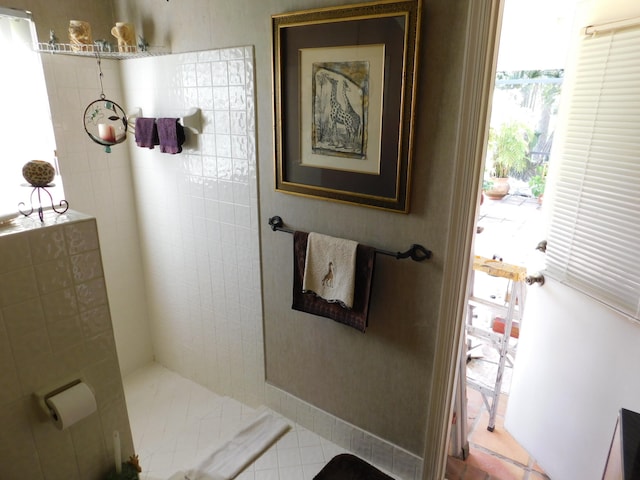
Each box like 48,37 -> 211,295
0,9 -> 63,219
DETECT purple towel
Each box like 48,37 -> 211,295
134,117 -> 158,148
157,118 -> 185,154
292,231 -> 376,333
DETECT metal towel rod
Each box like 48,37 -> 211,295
268,216 -> 432,262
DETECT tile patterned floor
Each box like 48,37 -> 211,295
123,363 -> 394,480
446,388 -> 550,480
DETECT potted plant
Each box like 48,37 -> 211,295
529,164 -> 547,203
485,121 -> 532,199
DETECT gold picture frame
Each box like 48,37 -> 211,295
272,0 -> 422,213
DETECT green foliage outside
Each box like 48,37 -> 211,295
484,69 -> 563,196
528,165 -> 548,198
488,121 -> 533,178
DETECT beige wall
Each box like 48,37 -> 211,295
2,0 -> 114,44
108,0 -> 470,456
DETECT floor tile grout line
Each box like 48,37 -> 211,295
469,442 -> 531,472
466,376 -> 535,477
467,389 -> 551,479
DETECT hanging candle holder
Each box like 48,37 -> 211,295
83,53 -> 128,153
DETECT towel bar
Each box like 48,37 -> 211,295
127,107 -> 201,134
179,107 -> 201,134
268,215 -> 431,262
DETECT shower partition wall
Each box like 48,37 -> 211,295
121,47 -> 264,407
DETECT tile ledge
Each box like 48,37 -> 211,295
0,209 -> 94,237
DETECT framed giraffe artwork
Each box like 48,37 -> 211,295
272,0 -> 422,213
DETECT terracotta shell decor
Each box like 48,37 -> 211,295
111,22 -> 137,53
22,160 -> 55,187
68,20 -> 93,52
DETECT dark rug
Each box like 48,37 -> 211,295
314,454 -> 394,479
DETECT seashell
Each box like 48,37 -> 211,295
22,160 -> 55,187
69,20 -> 93,52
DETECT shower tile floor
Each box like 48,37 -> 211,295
123,363 -> 394,480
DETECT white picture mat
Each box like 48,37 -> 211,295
299,44 -> 385,175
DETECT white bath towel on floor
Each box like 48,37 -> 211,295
167,408 -> 290,480
302,232 -> 358,308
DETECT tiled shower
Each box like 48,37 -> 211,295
121,47 -> 265,407
42,46 -> 264,405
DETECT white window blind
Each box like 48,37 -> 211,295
545,23 -> 640,320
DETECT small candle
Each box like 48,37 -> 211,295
98,123 -> 116,143
113,430 -> 122,474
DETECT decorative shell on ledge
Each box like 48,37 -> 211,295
22,160 -> 55,187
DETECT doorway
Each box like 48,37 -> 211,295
451,196 -> 547,478
447,0 -> 576,477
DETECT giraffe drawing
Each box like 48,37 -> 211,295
326,75 -> 361,150
341,80 -> 362,148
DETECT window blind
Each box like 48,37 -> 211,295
544,24 -> 640,320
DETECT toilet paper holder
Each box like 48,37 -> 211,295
34,377 -> 88,420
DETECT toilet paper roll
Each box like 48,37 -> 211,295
46,382 -> 97,430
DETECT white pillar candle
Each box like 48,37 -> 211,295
113,430 -> 122,474
98,123 -> 116,142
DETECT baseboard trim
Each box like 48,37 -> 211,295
265,383 -> 423,480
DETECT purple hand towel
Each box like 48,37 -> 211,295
134,117 -> 158,148
157,118 -> 185,154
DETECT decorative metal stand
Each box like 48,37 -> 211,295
18,185 -> 69,222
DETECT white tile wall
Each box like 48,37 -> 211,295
120,47 -> 264,407
0,210 -> 133,480
41,53 -> 154,376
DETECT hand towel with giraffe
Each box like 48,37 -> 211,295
302,232 -> 358,309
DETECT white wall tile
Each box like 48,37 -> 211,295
0,320 -> 22,407
0,215 -> 133,480
11,328 -> 52,366
0,267 -> 38,307
32,424 -> 81,480
75,278 -> 109,312
79,305 -> 111,339
371,437 -> 394,473
0,234 -> 33,271
42,54 -> 153,376
3,297 -> 46,340
35,258 -> 74,293
196,63 -> 213,87
29,228 -> 67,264
392,447 -> 420,480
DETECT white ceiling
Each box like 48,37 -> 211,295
498,0 -> 640,71
497,0 -> 578,71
